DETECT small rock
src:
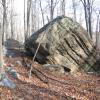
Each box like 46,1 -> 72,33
0,74 -> 16,89
26,63 -> 31,67
9,55 -> 12,58
8,64 -> 14,67
87,72 -> 94,75
16,61 -> 22,66
6,67 -> 19,78
43,64 -> 65,74
10,69 -> 19,78
5,49 -> 15,57
95,87 -> 100,93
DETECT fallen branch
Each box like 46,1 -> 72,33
23,58 -> 48,83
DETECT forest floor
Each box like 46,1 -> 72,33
0,48 -> 100,100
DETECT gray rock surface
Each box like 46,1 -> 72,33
0,74 -> 16,89
4,39 -> 21,48
25,16 -> 97,73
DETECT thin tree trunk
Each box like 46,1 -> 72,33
2,0 -> 7,45
98,15 -> 100,50
72,0 -> 76,21
80,0 -> 93,39
47,16 -> 50,23
24,0 -> 26,41
61,0 -> 65,16
26,0 -> 31,40
11,0 -> 14,39
50,0 -> 54,21
39,0 -> 45,26
87,0 -> 92,39
0,24 -> 4,74
31,0 -> 34,33
33,0 -> 37,31
96,14 -> 99,48
95,12 -> 100,59
83,0 -> 89,37
0,0 -> 15,89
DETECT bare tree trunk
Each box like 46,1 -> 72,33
96,14 -> 99,48
80,0 -> 93,39
61,0 -> 65,16
72,0 -> 76,21
24,0 -> 26,41
31,0 -> 34,33
26,0 -> 31,41
0,4 -> 15,89
50,0 -> 54,21
87,0 -> 92,39
83,0 -> 89,36
98,14 -> 100,50
2,0 -> 7,45
95,11 -> 100,59
48,0 -> 59,21
11,0 -> 14,39
34,0 -> 37,31
47,16 -> 50,23
32,0 -> 37,32
39,0 -> 45,26
37,7 -> 40,30
0,24 -> 16,88
0,24 -> 4,74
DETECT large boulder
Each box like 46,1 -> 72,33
25,16 -> 97,73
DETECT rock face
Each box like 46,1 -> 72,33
25,16 -> 97,73
5,39 -> 21,48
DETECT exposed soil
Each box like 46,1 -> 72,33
0,49 -> 100,100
